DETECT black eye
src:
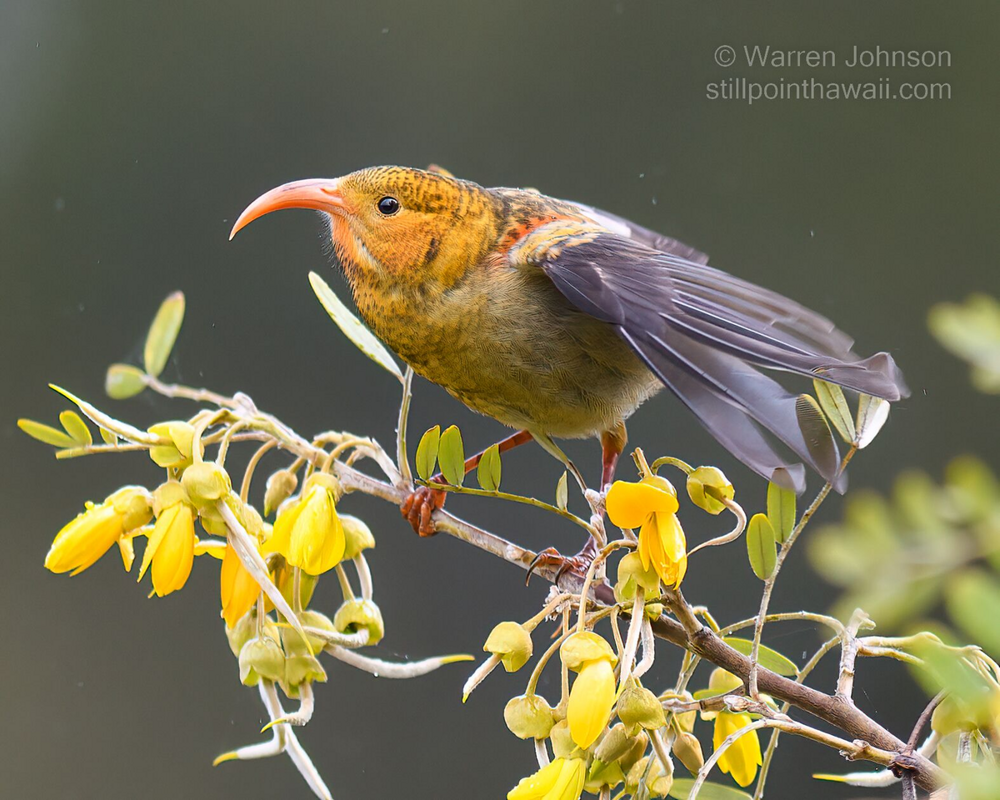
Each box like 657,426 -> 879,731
377,196 -> 400,216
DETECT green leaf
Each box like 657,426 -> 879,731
747,513 -> 777,580
415,426 -> 440,482
795,394 -> 839,480
766,481 -> 796,544
476,443 -> 502,492
722,637 -> 799,676
309,272 -> 402,381
855,394 -> 890,449
105,363 -> 147,399
59,410 -> 92,446
438,425 -> 465,486
556,472 -> 568,511
945,569 -> 1000,656
17,419 -> 77,448
143,291 -> 185,378
669,779 -> 752,800
99,427 -> 119,446
812,379 -> 855,444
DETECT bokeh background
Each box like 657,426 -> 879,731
2,2 -> 997,798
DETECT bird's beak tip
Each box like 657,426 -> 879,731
228,178 -> 344,242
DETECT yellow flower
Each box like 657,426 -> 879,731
138,501 -> 196,596
713,711 -> 762,788
508,757 -> 586,800
220,543 -> 260,628
264,474 -> 345,576
45,487 -> 152,575
560,631 -> 618,750
606,477 -> 687,589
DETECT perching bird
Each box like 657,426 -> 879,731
231,166 -> 907,555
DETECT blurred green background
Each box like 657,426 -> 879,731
2,2 -> 997,797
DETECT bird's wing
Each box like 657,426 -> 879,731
511,222 -> 908,492
563,200 -> 710,264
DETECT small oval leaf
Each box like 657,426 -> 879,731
438,425 -> 465,486
100,427 -> 119,446
105,363 -> 147,400
17,419 -> 77,448
556,472 -> 569,511
855,394 -> 890,449
476,443 -> 502,493
144,291 -> 185,377
415,426 -> 441,481
722,637 -> 799,676
59,410 -> 92,446
766,482 -> 796,544
309,272 -> 402,381
812,379 -> 856,444
747,513 -> 777,580
669,779 -> 752,800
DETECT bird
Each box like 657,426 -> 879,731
230,165 -> 907,569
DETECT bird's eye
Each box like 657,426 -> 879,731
376,196 -> 400,216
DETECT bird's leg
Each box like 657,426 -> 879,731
401,430 -> 533,537
527,423 -> 627,584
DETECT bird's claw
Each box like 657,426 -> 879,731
526,546 -> 595,586
400,485 -> 446,537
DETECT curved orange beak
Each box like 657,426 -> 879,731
229,179 -> 346,240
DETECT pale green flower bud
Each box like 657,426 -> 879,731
626,755 -> 673,797
548,719 -> 579,759
560,630 -> 617,672
619,730 -> 649,772
484,621 -> 533,673
239,635 -> 285,685
586,758 -> 625,793
594,723 -> 632,764
645,602 -> 664,619
333,598 -> 384,645
305,471 -> 341,501
615,551 -> 661,603
686,466 -> 735,515
504,694 -> 556,740
672,730 -> 705,775
282,610 -> 337,654
152,480 -> 188,517
340,514 -> 375,559
709,667 -> 743,694
285,653 -> 327,688
182,462 -> 232,508
264,469 -> 298,517
618,677 -> 667,735
107,486 -> 153,532
148,421 -> 195,469
227,612 -> 279,657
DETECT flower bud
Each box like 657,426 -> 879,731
618,677 -> 666,735
560,630 -> 616,672
672,730 -> 705,775
619,731 -> 649,772
504,694 -> 556,740
626,755 -> 673,797
181,462 -> 232,507
686,466 -> 735,515
264,469 -> 298,517
594,723 -> 632,764
152,481 -> 188,517
585,758 -> 625,793
283,610 -> 337,654
548,719 -> 579,759
239,635 -> 285,685
285,653 -> 327,688
709,667 -> 743,694
340,514 -> 376,559
107,486 -> 153,531
227,612 -> 279,657
334,598 -> 384,645
484,621 -> 533,673
148,421 -> 195,469
615,551 -> 661,603
305,471 -> 341,501
645,602 -> 664,619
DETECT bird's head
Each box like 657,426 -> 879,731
231,166 -> 499,288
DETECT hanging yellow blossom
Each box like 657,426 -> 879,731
139,490 -> 197,597
508,757 -> 586,800
606,476 -> 687,588
264,473 -> 345,576
220,543 -> 260,628
561,631 -> 618,749
713,711 -> 762,787
44,486 -> 152,575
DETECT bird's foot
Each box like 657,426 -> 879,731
400,485 -> 446,537
526,538 -> 600,586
